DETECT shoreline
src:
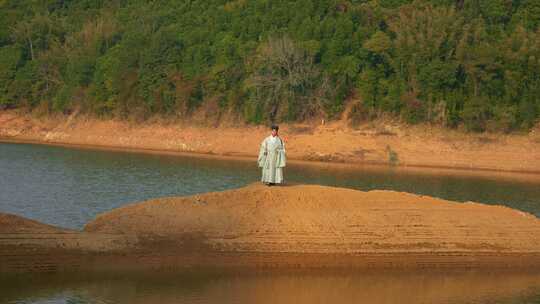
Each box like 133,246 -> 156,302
3,249 -> 540,274
1,110 -> 540,183
2,136 -> 540,184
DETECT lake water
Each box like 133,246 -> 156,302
1,270 -> 540,304
1,141 -> 540,304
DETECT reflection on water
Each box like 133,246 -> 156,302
1,270 -> 539,304
1,142 -> 539,229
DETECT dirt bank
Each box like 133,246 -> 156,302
2,184 -> 540,273
0,213 -> 136,273
1,110 -> 540,174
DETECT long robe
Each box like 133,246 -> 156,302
258,135 -> 286,184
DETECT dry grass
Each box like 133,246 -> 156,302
288,125 -> 315,134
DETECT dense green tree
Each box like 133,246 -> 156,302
0,45 -> 22,108
0,0 -> 539,131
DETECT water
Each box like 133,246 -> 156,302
1,142 -> 540,304
1,142 -> 539,229
1,270 -> 540,304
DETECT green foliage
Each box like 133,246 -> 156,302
363,31 -> 392,54
0,45 -> 21,107
10,61 -> 40,107
462,96 -> 490,132
52,86 -> 73,112
478,0 -> 508,24
0,0 -> 539,132
386,145 -> 399,166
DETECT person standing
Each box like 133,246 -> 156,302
258,125 -> 286,185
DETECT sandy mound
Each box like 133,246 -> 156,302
2,184 -> 540,272
0,213 -> 135,272
85,183 -> 540,254
0,213 -> 70,234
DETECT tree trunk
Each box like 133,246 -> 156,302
28,38 -> 34,61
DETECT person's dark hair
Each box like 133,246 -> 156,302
271,124 -> 279,131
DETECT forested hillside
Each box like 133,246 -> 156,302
1,0 -> 539,131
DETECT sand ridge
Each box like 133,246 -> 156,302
2,184 -> 540,273
84,183 -> 540,254
0,213 -> 71,234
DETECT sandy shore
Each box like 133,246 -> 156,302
1,110 -> 540,175
1,184 -> 539,273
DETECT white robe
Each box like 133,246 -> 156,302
258,135 -> 286,183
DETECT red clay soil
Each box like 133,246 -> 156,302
85,183 -> 540,254
0,213 -> 135,273
2,184 -> 538,273
1,110 -> 540,174
0,213 -> 70,234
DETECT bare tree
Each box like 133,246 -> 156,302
246,36 -> 327,121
